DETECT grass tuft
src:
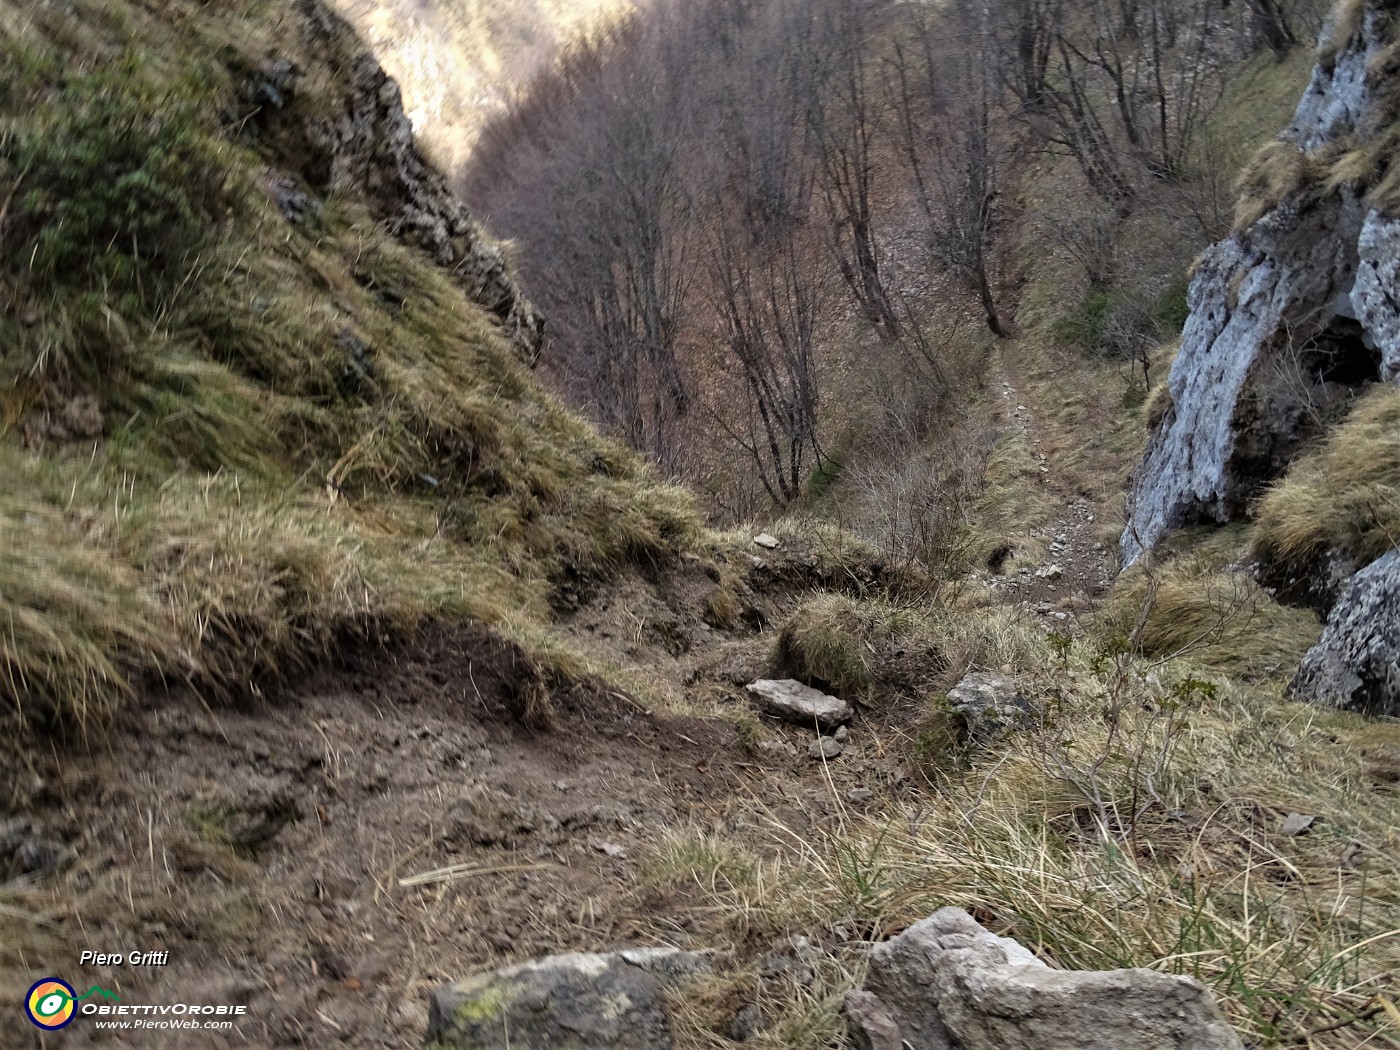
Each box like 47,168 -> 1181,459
1253,384 -> 1400,575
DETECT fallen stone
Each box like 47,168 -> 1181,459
847,908 -> 1244,1050
756,739 -> 798,757
746,679 -> 852,730
808,737 -> 844,760
753,533 -> 781,550
1035,564 -> 1064,580
1288,549 -> 1400,717
845,788 -> 874,804
426,948 -> 710,1050
1281,813 -> 1316,837
946,673 -> 1034,742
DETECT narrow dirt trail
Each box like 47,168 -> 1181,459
985,341 -> 1119,628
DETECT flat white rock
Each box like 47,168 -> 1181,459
746,679 -> 851,729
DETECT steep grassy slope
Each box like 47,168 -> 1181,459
0,0 -> 698,729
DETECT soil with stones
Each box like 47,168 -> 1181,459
982,345 -> 1120,634
2,556 -> 906,1050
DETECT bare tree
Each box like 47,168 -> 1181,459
464,18 -> 695,468
888,2 -> 1007,337
703,49 -> 828,508
802,0 -> 902,341
999,0 -> 1227,202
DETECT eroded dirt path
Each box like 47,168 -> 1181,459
4,558 -> 903,1050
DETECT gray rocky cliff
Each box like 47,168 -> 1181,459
238,0 -> 543,359
1289,550 -> 1400,716
1122,8 -> 1400,566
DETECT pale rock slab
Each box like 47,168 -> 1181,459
746,679 -> 852,730
846,908 -> 1244,1050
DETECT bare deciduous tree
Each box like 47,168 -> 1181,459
803,0 -> 902,341
888,1 -> 1007,337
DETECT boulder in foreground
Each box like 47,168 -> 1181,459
845,908 -> 1243,1050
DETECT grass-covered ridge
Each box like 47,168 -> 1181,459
0,0 -> 700,727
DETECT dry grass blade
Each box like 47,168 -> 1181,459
397,862 -> 555,890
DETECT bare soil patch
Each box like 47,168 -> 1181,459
3,559 -> 902,1050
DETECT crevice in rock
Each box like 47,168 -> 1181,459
1227,317 -> 1379,520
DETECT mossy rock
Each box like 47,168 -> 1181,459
426,949 -> 710,1050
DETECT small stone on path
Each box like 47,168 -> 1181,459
809,737 -> 844,760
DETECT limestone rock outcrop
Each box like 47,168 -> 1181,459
1289,549 -> 1400,716
240,0 -> 542,358
1122,7 -> 1399,565
845,908 -> 1244,1050
425,948 -> 710,1050
746,679 -> 852,730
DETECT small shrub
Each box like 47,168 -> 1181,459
1051,288 -> 1116,353
4,65 -> 228,303
1153,271 -> 1191,334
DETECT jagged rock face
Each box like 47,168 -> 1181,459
1354,211 -> 1400,380
1289,550 -> 1400,716
1122,10 -> 1398,565
243,0 -> 543,358
845,908 -> 1244,1050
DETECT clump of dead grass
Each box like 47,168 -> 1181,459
771,593 -> 949,705
1101,527 -> 1320,679
1253,383 -> 1400,576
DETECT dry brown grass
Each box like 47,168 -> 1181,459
1253,384 -> 1400,573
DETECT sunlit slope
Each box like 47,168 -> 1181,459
330,0 -> 634,169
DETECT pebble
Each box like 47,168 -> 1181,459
808,737 -> 844,760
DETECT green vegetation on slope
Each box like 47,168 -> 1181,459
0,0 -> 699,728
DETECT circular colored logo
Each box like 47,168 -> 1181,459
25,978 -> 77,1030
